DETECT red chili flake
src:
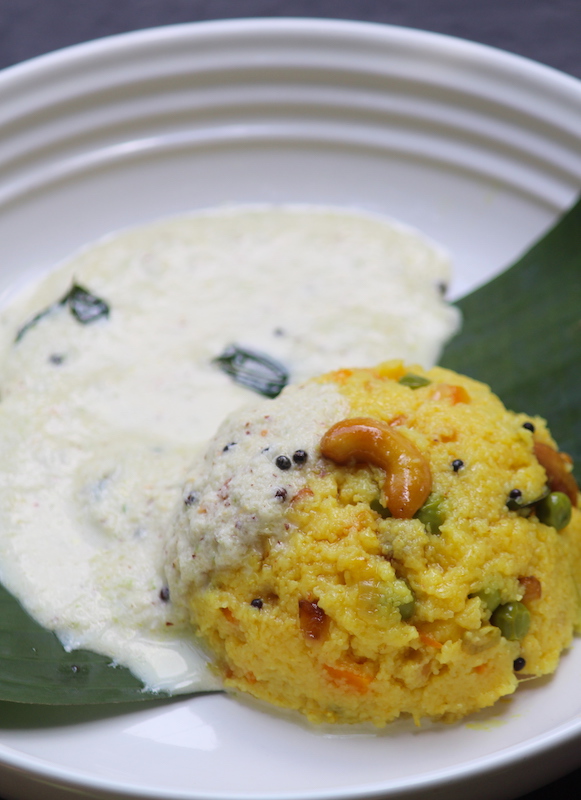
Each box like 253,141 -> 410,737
218,480 -> 231,501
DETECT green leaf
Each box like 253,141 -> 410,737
213,344 -> 289,398
0,580 -> 169,704
441,195 -> 581,482
1,195 -> 579,705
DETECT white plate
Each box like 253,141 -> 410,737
0,18 -> 581,800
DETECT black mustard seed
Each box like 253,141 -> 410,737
275,487 -> 288,501
523,422 -> 535,432
292,449 -> 308,465
251,598 -> 263,609
513,657 -> 526,672
276,455 -> 292,470
452,459 -> 464,472
159,586 -> 170,602
184,491 -> 198,506
509,489 -> 522,499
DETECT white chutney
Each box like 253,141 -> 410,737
0,206 -> 459,693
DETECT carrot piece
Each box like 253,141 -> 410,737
419,632 -> 443,649
329,368 -> 354,384
220,607 -> 237,624
431,384 -> 470,404
323,664 -> 373,693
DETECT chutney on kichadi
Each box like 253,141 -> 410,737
167,361 -> 581,725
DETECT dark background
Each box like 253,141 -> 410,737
1,0 -> 581,78
1,1 -> 581,799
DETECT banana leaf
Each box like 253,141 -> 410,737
0,195 -> 579,705
0,579 -> 167,704
441,195 -> 581,482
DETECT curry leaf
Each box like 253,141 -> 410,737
15,283 -> 109,343
213,344 -> 289,398
441,195 -> 581,482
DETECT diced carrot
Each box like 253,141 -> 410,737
419,632 -> 443,649
431,384 -> 470,404
323,664 -> 373,693
330,368 -> 354,384
220,607 -> 237,624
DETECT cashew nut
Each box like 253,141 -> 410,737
320,417 -> 432,518
534,441 -> 578,505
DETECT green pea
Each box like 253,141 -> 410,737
471,587 -> 502,613
536,491 -> 572,531
370,497 -> 392,519
414,493 -> 446,535
491,601 -> 530,641
399,598 -> 416,620
394,578 -> 416,620
398,373 -> 431,389
358,582 -> 414,621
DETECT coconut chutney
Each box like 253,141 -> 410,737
0,205 -> 459,693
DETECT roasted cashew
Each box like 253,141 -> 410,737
320,417 -> 432,518
534,442 -> 578,505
